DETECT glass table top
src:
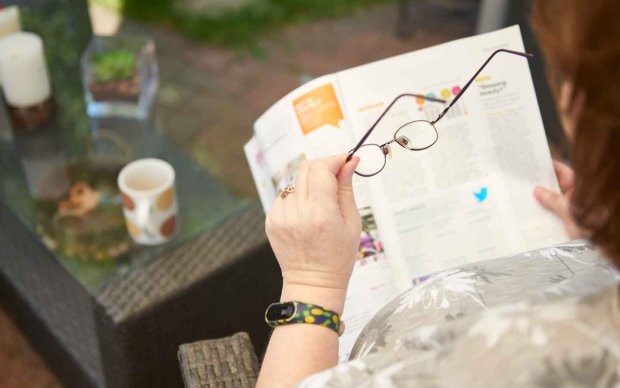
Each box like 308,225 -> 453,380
0,122 -> 253,293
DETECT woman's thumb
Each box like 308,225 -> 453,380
337,156 -> 360,224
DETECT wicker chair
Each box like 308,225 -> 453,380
178,332 -> 260,388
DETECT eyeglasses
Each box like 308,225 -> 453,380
347,49 -> 533,177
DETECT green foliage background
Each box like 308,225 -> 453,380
92,0 -> 393,47
19,0 -> 92,155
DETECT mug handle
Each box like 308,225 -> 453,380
135,201 -> 153,235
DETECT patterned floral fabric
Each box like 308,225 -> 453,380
299,241 -> 620,387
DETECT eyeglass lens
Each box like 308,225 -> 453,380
354,144 -> 386,177
394,121 -> 438,150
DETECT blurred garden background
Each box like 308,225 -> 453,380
0,0 -> 481,386
89,0 -> 478,198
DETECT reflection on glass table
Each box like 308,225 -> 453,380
0,122 -> 251,292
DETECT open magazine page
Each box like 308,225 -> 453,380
249,76 -> 403,361
243,137 -> 277,211
253,75 -> 351,196
335,25 -> 569,283
337,201 -> 400,361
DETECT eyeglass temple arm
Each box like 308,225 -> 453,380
430,49 -> 533,125
346,93 -> 446,162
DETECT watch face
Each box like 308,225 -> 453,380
266,302 -> 295,321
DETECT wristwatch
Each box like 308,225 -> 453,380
265,301 -> 344,336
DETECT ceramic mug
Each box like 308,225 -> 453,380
118,158 -> 178,245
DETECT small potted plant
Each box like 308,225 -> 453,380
81,34 -> 158,119
90,49 -> 140,103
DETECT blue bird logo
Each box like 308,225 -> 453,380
474,187 -> 488,203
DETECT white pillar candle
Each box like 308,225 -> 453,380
0,6 -> 21,141
0,32 -> 51,108
0,6 -> 21,37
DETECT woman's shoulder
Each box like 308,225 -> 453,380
299,285 -> 620,388
351,240 -> 617,358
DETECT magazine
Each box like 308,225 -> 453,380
244,25 -> 568,361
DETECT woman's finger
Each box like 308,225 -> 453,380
534,186 -> 582,239
317,155 -> 348,175
306,156 -> 347,209
307,165 -> 339,211
266,192 -> 286,236
553,160 -> 575,193
534,186 -> 568,218
294,160 -> 310,203
280,184 -> 298,227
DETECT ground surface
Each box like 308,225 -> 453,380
117,2 -> 475,198
0,2 -> 476,386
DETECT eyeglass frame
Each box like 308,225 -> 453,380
346,49 -> 534,177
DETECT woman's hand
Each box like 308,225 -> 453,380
534,160 -> 586,239
258,155 -> 361,388
265,155 -> 361,311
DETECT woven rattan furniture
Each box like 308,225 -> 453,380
0,133 -> 281,387
178,332 -> 260,388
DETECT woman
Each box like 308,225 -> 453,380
257,0 -> 620,386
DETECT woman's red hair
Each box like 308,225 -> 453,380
532,0 -> 620,262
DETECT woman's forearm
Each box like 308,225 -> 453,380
258,155 -> 361,387
256,284 -> 347,388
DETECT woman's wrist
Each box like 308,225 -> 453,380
280,282 -> 347,316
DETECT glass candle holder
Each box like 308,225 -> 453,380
81,34 -> 158,119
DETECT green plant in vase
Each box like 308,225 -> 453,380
90,49 -> 140,102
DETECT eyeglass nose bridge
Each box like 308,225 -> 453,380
380,142 -> 394,159
395,135 -> 412,148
